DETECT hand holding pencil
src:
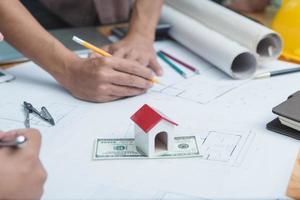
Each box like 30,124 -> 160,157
58,36 -> 158,103
99,33 -> 164,77
73,36 -> 160,84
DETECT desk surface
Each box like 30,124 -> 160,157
1,10 -> 300,199
1,39 -> 299,199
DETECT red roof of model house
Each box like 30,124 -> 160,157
130,104 -> 178,133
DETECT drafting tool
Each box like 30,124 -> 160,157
157,51 -> 187,79
23,101 -> 55,128
255,67 -> 300,79
0,135 -> 27,148
41,106 -> 55,125
160,50 -> 200,74
72,36 -> 160,84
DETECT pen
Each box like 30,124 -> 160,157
255,67 -> 300,79
0,135 -> 27,148
157,51 -> 187,79
160,50 -> 200,74
72,36 -> 160,84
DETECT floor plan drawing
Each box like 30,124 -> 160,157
151,76 -> 247,104
197,131 -> 255,166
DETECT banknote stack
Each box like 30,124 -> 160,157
93,136 -> 201,160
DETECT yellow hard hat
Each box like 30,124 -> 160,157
272,0 -> 300,63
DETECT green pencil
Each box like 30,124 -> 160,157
157,51 -> 187,79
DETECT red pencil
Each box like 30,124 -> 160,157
160,50 -> 200,74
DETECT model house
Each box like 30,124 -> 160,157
130,104 -> 178,157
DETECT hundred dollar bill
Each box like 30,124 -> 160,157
93,136 -> 201,160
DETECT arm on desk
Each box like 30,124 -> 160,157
103,0 -> 164,76
0,0 -> 154,103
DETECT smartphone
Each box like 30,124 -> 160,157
0,69 -> 15,83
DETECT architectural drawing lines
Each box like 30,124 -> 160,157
197,131 -> 253,166
151,76 -> 248,104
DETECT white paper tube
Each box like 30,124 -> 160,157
165,0 -> 282,61
161,5 -> 257,79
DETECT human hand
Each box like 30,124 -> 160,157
103,33 -> 163,77
56,56 -> 155,103
0,32 -> 3,41
0,129 -> 47,200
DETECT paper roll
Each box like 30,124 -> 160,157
161,5 -> 257,79
165,0 -> 283,61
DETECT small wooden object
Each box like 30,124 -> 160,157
287,151 -> 300,200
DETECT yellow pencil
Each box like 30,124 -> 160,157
72,36 -> 160,84
72,36 -> 112,57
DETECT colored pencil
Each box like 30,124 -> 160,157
160,50 -> 200,74
255,67 -> 300,79
157,51 -> 187,79
72,36 -> 159,84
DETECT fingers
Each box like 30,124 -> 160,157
0,32 -> 3,41
0,131 -> 6,140
0,130 -> 18,141
0,129 -> 41,161
111,70 -> 153,89
113,58 -> 154,81
125,50 -> 140,63
149,57 -> 163,76
113,48 -> 126,58
91,95 -> 121,103
122,50 -> 163,77
89,52 -> 101,58
65,54 -> 155,103
109,84 -> 146,97
101,45 -> 111,53
17,129 -> 42,157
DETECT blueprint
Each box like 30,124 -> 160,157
0,40 -> 299,199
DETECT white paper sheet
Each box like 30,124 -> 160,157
161,5 -> 257,79
165,0 -> 282,61
0,40 -> 299,199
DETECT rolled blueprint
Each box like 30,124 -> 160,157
161,5 -> 257,79
165,0 -> 283,61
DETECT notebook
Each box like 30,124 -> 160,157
267,91 -> 300,140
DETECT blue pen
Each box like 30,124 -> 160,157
157,51 -> 187,79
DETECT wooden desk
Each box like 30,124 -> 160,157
288,152 -> 300,200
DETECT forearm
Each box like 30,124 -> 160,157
0,0 -> 77,77
128,0 -> 163,42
